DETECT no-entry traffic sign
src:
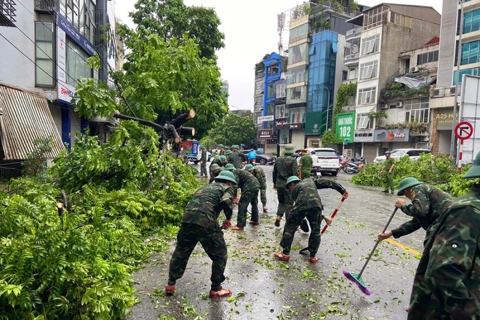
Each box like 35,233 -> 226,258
455,121 -> 473,140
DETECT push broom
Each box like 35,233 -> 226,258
343,207 -> 398,295
299,193 -> 348,255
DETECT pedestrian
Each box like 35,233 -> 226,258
217,144 -> 225,156
247,149 -> 257,164
209,155 -> 227,184
298,149 -> 313,180
227,145 -> 243,169
209,164 -> 223,184
199,145 -> 208,178
377,177 -> 453,245
245,164 -> 268,213
407,152 -> 480,319
224,163 -> 260,230
379,150 -> 395,194
273,144 -> 298,227
165,170 -> 237,298
274,176 -> 348,263
310,150 -> 318,165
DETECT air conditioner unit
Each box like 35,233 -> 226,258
381,103 -> 388,110
396,101 -> 403,108
450,86 -> 457,96
411,66 -> 419,73
433,88 -> 444,97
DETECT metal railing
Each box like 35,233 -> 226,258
34,0 -> 56,12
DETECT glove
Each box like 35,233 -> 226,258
233,197 -> 239,204
221,220 -> 232,230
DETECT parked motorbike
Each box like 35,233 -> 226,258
341,157 -> 366,175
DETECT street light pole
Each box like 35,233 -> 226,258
450,0 -> 464,160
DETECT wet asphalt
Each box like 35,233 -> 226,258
126,165 -> 425,320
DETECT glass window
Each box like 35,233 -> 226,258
361,35 -> 380,56
255,81 -> 263,95
276,104 -> 287,118
289,23 -> 309,43
359,60 -> 378,80
454,67 -> 480,85
66,39 -> 92,86
267,84 -> 275,98
464,9 -> 480,34
287,86 -> 307,104
358,87 -> 377,105
288,43 -> 309,65
287,107 -> 306,123
287,66 -> 307,85
404,98 -> 430,123
461,41 -> 480,65
275,83 -> 286,98
35,22 -> 55,87
417,50 -> 439,65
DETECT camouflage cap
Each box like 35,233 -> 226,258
211,163 -> 222,172
199,145 -> 205,149
397,177 -> 423,195
219,155 -> 227,162
225,150 -> 233,155
286,176 -> 301,186
464,151 -> 480,178
224,163 -> 236,171
232,145 -> 240,149
218,144 -> 224,148
284,144 -> 295,155
245,164 -> 255,171
215,170 -> 237,184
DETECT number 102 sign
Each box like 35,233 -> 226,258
336,112 -> 355,143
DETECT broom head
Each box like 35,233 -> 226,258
342,270 -> 372,295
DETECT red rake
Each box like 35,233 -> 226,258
343,207 -> 399,295
299,194 -> 347,255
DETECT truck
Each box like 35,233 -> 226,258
180,140 -> 201,164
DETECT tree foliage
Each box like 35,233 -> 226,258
206,113 -> 257,147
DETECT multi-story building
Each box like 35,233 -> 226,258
254,56 -> 266,131
0,0 -> 118,167
430,0 -> 479,155
346,4 -> 440,161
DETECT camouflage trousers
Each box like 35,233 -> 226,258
276,187 -> 293,219
168,223 -> 227,291
237,189 -> 259,227
383,173 -> 394,191
280,207 -> 322,257
200,161 -> 207,176
259,189 -> 267,207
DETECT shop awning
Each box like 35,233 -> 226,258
0,85 -> 65,160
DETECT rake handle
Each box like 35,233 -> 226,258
358,207 -> 398,277
321,194 -> 347,234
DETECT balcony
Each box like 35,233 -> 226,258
35,0 -> 56,12
345,27 -> 363,40
344,52 -> 360,66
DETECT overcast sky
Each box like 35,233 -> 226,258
115,0 -> 443,111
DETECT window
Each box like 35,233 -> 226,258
255,81 -> 263,95
287,66 -> 307,85
267,84 -> 275,98
0,0 -> 16,27
357,114 -> 372,129
289,23 -> 309,43
461,41 -> 480,65
404,98 -> 430,123
417,51 -> 439,65
464,9 -> 480,34
287,107 -> 306,123
275,83 -> 286,98
363,5 -> 387,29
254,96 -> 263,110
361,35 -> 380,56
288,43 -> 309,65
454,67 -> 480,85
342,71 -> 348,81
358,87 -> 377,105
58,0 -> 96,42
35,22 -> 55,87
359,60 -> 378,80
287,86 -> 307,104
66,40 -> 92,86
276,104 -> 287,118
349,68 -> 358,80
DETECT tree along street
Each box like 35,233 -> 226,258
128,166 -> 425,320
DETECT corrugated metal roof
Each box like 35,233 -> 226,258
0,85 -> 65,160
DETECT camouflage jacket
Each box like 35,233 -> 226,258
209,158 -> 225,171
182,182 -> 235,230
252,166 -> 266,190
408,184 -> 480,319
232,169 -> 260,194
392,184 -> 453,242
199,149 -> 207,162
228,151 -> 244,169
273,156 -> 298,188
291,177 -> 346,213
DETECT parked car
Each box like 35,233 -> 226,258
311,148 -> 341,176
373,149 -> 431,163
241,150 -> 276,165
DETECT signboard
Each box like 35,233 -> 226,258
373,129 -> 410,142
258,115 -> 275,122
304,111 -> 323,135
455,121 -> 473,140
257,129 -> 273,139
56,13 -> 96,56
336,112 -> 355,143
354,131 -> 374,142
436,107 -> 459,131
461,75 -> 480,164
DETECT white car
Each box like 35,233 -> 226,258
373,149 -> 431,163
311,148 -> 341,176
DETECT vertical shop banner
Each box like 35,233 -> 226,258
336,112 -> 355,143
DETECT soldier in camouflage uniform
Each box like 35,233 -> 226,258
165,170 -> 237,298
245,164 -> 268,213
380,150 -> 395,194
407,152 -> 480,319
225,163 -> 260,230
228,145 -> 245,169
298,149 -> 313,180
377,177 -> 453,245
209,164 -> 223,184
199,145 -> 208,178
217,144 -> 225,156
274,176 -> 348,263
273,144 -> 298,227
209,155 -> 227,184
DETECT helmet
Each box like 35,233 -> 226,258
218,144 -> 224,148
245,164 -> 255,171
199,145 -> 205,149
215,170 -> 237,184
384,151 -> 392,155
286,176 -> 301,186
225,150 -> 233,155
397,177 -> 423,195
211,163 -> 222,172
284,144 -> 295,155
232,145 -> 240,149
224,163 -> 236,171
464,151 -> 480,178
219,155 -> 227,163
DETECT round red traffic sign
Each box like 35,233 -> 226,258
455,121 -> 473,140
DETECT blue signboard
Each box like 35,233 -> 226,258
56,14 -> 96,56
